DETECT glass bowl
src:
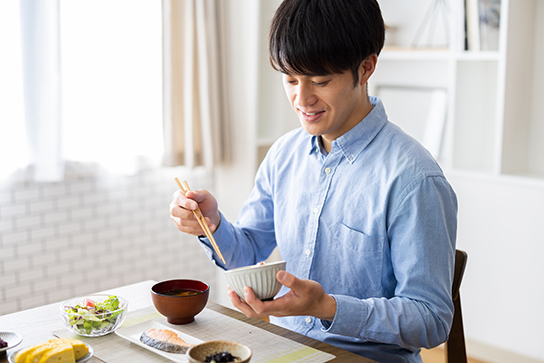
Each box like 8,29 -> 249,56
60,294 -> 128,337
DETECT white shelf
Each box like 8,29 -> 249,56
375,0 -> 544,182
380,47 -> 450,61
381,48 -> 501,62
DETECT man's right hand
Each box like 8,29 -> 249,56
169,189 -> 221,236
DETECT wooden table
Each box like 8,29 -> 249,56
0,280 -> 374,362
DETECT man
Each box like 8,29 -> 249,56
170,0 -> 457,362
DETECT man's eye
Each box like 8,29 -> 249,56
313,81 -> 329,86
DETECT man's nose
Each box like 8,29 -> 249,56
295,84 -> 317,108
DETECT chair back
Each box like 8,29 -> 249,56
445,249 -> 468,363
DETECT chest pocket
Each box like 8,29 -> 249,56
330,223 -> 384,294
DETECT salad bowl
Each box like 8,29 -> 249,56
60,295 -> 128,337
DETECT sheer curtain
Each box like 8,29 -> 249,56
1,0 -> 228,182
0,1 -> 29,179
60,0 -> 163,176
162,0 -> 232,168
20,0 -> 63,181
0,0 -> 163,182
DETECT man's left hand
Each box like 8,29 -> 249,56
227,270 -> 337,321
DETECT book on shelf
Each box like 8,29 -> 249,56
478,0 -> 501,51
465,0 -> 480,51
465,0 -> 501,51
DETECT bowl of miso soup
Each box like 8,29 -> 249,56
151,279 -> 209,324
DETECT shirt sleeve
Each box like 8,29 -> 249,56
321,175 -> 457,349
197,152 -> 279,270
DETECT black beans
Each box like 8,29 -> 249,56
204,351 -> 238,362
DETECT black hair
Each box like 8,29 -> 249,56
269,0 -> 385,86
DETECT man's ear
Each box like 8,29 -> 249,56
359,54 -> 378,86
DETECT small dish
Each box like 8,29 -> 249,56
0,332 -> 22,354
225,260 -> 286,301
186,340 -> 252,363
115,320 -> 203,362
7,342 -> 93,363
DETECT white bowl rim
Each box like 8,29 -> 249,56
224,260 -> 286,274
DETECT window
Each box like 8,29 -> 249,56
0,0 -> 163,181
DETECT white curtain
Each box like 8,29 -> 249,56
60,0 -> 163,176
0,1 -> 28,178
20,0 -> 64,181
0,0 -> 163,182
162,0 -> 232,168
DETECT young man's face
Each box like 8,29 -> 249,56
282,67 -> 370,152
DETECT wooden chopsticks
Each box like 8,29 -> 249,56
174,178 -> 226,264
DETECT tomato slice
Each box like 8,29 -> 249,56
83,298 -> 95,308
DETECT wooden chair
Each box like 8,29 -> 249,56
445,249 -> 468,363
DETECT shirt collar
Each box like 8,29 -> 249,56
308,97 -> 388,163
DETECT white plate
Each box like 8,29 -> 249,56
7,342 -> 93,363
0,332 -> 22,354
115,320 -> 203,362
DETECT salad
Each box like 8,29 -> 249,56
63,295 -> 124,335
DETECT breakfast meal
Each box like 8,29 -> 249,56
204,351 -> 240,362
62,295 -> 123,335
13,338 -> 88,363
140,328 -> 192,353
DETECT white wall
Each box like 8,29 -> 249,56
0,166 -> 218,315
448,172 -> 544,363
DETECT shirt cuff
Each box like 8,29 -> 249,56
320,294 -> 369,339
197,211 -> 231,269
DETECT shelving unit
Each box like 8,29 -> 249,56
371,0 -> 544,183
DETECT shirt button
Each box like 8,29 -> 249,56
313,208 -> 319,214
305,249 -> 311,256
324,167 -> 331,174
305,317 -> 312,324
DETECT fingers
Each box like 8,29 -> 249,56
172,190 -> 199,211
227,271 -> 336,321
170,215 -> 203,235
227,286 -> 268,318
169,191 -> 210,235
276,270 -> 298,289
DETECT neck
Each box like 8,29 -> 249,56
321,96 -> 374,153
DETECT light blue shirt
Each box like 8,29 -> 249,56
200,97 -> 457,363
